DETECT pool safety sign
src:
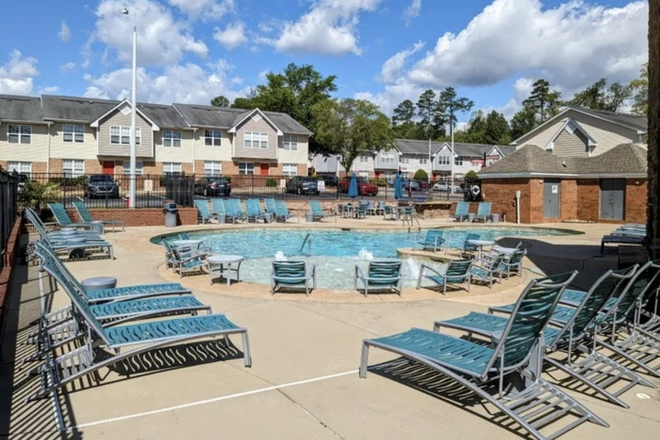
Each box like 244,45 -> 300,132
551,185 -> 558,194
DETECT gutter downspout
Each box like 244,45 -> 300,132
46,122 -> 52,173
192,127 -> 197,174
515,190 -> 521,224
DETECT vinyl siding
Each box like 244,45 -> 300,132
516,119 -> 565,150
553,130 -> 589,158
233,116 -> 278,159
277,134 -> 309,164
375,151 -> 399,170
351,154 -> 375,173
97,107 -> 154,157
50,123 -> 98,159
0,123 -> 49,162
154,129 -> 194,164
193,129 -> 233,161
575,114 -> 640,154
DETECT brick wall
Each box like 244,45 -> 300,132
577,179 -> 599,222
626,179 -> 648,223
0,212 -> 23,341
0,161 -> 47,173
481,178 -> 534,223
67,207 -> 198,226
559,179 -> 578,221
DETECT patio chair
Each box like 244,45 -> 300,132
275,200 -> 296,223
270,261 -> 317,295
171,247 -> 208,278
382,205 -> 395,221
413,229 -> 445,252
400,206 -> 416,226
468,252 -> 505,287
356,202 -> 368,219
194,199 -> 218,224
497,248 -> 527,278
47,203 -> 95,230
448,201 -> 469,222
28,247 -> 252,402
436,265 -> 652,408
264,198 -> 278,216
211,198 -> 236,223
309,200 -> 336,222
354,261 -> 402,297
375,201 -> 385,215
222,198 -> 246,222
360,271 -> 607,440
473,201 -> 492,223
72,201 -> 125,232
416,259 -> 472,294
446,232 -> 482,258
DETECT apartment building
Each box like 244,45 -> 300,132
0,94 -> 312,177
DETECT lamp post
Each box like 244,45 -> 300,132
122,8 -> 137,208
450,121 -> 455,190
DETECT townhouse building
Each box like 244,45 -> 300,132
0,94 -> 312,177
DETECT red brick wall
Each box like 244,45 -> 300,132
67,207 -> 198,226
0,161 -> 47,173
577,179 -> 599,222
0,212 -> 23,335
481,179 -> 535,223
559,179 -> 578,221
626,179 -> 647,223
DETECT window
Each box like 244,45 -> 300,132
420,158 -> 427,165
63,124 -> 84,143
110,126 -> 141,145
7,162 -> 31,175
239,162 -> 254,175
8,125 -> 31,144
204,130 -> 221,146
244,131 -> 268,148
438,155 -> 450,165
163,130 -> 181,147
282,135 -> 297,150
122,161 -> 144,175
282,163 -> 297,176
454,157 -> 463,166
381,154 -> 394,164
204,161 -> 222,176
163,162 -> 182,175
359,156 -> 369,163
359,171 -> 369,179
62,159 -> 84,177
400,157 -> 409,164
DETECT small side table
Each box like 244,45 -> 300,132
90,221 -> 105,235
468,239 -> 495,259
81,276 -> 117,292
207,255 -> 244,286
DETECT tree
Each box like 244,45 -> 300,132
438,87 -> 474,136
464,110 -> 487,144
312,98 -> 395,173
566,78 -> 632,112
210,95 -> 230,107
391,99 -> 422,139
630,63 -> 648,116
484,111 -> 511,144
413,169 -> 428,181
510,106 -> 538,140
417,89 -> 447,141
523,79 -> 562,122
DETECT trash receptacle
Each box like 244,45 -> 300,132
491,213 -> 500,223
163,202 -> 178,227
306,212 -> 314,223
217,214 -> 226,224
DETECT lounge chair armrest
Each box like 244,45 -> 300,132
355,265 -> 366,280
419,263 -> 444,277
307,263 -> 316,277
490,330 -> 503,345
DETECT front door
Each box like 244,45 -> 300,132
260,163 -> 269,175
102,160 -> 115,175
600,179 -> 626,220
543,179 -> 560,218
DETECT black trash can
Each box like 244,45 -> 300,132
163,202 -> 179,227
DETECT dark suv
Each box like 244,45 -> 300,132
286,176 -> 319,195
85,174 -> 120,199
195,177 -> 231,197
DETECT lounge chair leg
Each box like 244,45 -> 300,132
359,342 -> 370,378
242,331 -> 252,368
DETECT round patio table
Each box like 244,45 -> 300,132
81,276 -> 117,292
467,239 -> 495,259
207,255 -> 244,286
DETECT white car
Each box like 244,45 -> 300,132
432,182 -> 460,193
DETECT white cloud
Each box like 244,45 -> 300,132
83,60 -> 249,105
260,0 -> 385,55
404,0 -> 421,26
60,62 -> 76,73
378,41 -> 424,83
92,0 -> 208,68
355,80 -> 426,117
58,21 -> 71,43
257,69 -> 269,81
0,50 -> 39,95
406,0 -> 648,92
168,0 -> 234,20
214,22 -> 248,50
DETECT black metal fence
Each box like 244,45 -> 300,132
22,173 -> 465,209
0,170 -> 19,270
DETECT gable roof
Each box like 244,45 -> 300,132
137,103 -> 189,129
228,108 -> 282,136
547,118 -> 596,149
0,94 -> 44,124
42,94 -> 117,123
395,138 -> 442,155
479,143 -> 646,178
89,99 -> 159,130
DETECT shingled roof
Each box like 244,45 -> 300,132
576,108 -> 647,132
479,144 -> 647,178
0,94 -> 44,124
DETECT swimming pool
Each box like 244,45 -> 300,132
153,227 -> 579,290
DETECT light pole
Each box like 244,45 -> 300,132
122,8 -> 137,208
450,121 -> 455,190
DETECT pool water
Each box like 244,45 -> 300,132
154,227 -> 578,290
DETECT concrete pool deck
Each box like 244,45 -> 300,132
2,217 -> 659,439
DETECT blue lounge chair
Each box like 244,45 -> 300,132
448,201 -> 469,222
416,259 -> 472,294
400,206 -> 416,226
72,200 -> 124,232
211,198 -> 237,223
473,201 -> 492,223
25,208 -> 101,242
194,199 -> 218,224
413,229 -> 445,252
264,198 -> 277,216
309,200 -> 336,222
360,271 -> 608,440
245,199 -> 269,223
354,261 -> 402,297
29,247 -> 251,402
171,247 -> 208,278
231,198 -> 248,220
222,198 -> 246,222
275,200 -> 295,223
270,261 -> 317,295
48,203 -> 95,230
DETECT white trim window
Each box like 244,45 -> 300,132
419,158 -> 427,165
381,153 -> 395,164
110,126 -> 141,145
63,124 -> 84,143
7,161 -> 31,175
163,130 -> 181,147
62,159 -> 85,177
244,131 -> 268,149
8,125 -> 32,144
122,161 -> 144,175
204,130 -> 221,146
438,155 -> 450,165
359,171 -> 369,179
454,157 -> 463,166
282,163 -> 297,176
163,162 -> 182,175
282,134 -> 297,150
238,162 -> 254,175
204,161 -> 222,176
359,156 -> 369,163
400,157 -> 410,164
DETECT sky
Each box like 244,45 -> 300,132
0,0 -> 649,125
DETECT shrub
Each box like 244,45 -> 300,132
465,170 -> 478,180
18,180 -> 60,213
370,178 -> 387,187
413,169 -> 428,181
266,178 -> 278,187
50,176 -> 87,187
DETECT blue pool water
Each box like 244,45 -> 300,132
153,227 -> 578,290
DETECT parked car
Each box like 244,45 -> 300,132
286,176 -> 320,195
415,180 -> 431,190
401,180 -> 421,192
338,177 -> 379,196
320,175 -> 338,187
194,177 -> 231,197
432,182 -> 461,193
85,174 -> 120,199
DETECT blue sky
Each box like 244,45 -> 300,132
0,0 -> 649,123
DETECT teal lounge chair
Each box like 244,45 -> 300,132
413,229 -> 445,252
360,271 -> 608,440
416,259 -> 472,294
72,200 -> 124,232
309,200 -> 336,222
245,199 -> 269,223
448,201 -> 469,222
194,199 -> 218,224
446,232 -> 482,258
473,201 -> 492,223
468,252 -> 505,287
354,261 -> 402,297
47,203 -> 95,230
275,200 -> 295,223
29,247 -> 251,402
231,198 -> 248,221
171,247 -> 208,278
270,261 -> 317,295
25,208 -> 101,242
222,198 -> 246,222
264,198 -> 277,216
211,198 -> 237,223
